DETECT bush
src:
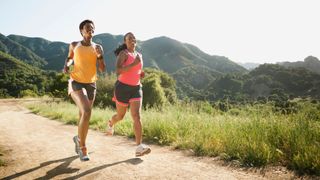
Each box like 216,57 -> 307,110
19,89 -> 38,97
94,73 -> 117,108
142,68 -> 177,108
144,68 -> 177,104
0,89 -> 10,98
142,75 -> 167,108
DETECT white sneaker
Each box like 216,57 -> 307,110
106,120 -> 114,136
79,146 -> 90,161
135,144 -> 151,157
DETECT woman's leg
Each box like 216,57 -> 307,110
130,99 -> 151,156
70,90 -> 92,148
109,103 -> 127,127
129,100 -> 142,145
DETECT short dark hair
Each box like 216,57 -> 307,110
79,19 -> 94,32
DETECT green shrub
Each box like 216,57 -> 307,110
19,89 -> 38,97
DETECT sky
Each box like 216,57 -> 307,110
1,0 -> 319,64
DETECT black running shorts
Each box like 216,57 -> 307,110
112,80 -> 142,106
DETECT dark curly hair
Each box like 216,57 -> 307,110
114,32 -> 134,56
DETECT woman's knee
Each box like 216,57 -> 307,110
82,107 -> 92,116
116,113 -> 125,120
131,112 -> 141,121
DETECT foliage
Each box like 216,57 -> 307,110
143,68 -> 177,105
0,51 -> 68,98
94,73 -> 117,108
19,89 -> 38,97
0,34 -> 46,67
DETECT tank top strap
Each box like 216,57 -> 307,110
90,42 -> 97,48
73,41 -> 82,51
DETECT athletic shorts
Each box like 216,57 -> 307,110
112,80 -> 142,106
68,79 -> 96,100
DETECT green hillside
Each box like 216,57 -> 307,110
140,36 -> 246,74
279,56 -> 320,75
2,33 -> 320,101
0,51 -> 67,97
7,34 -> 68,70
3,34 -> 247,74
245,64 -> 320,98
0,33 -> 46,67
172,65 -> 223,99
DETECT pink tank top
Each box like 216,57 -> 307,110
118,50 -> 143,86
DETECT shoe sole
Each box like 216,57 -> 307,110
80,156 -> 90,161
136,148 -> 151,157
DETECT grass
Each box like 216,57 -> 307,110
25,99 -> 320,175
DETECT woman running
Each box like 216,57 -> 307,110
63,19 -> 106,161
106,32 -> 151,157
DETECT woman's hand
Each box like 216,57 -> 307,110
63,65 -> 69,74
95,45 -> 103,59
132,53 -> 141,66
140,71 -> 145,78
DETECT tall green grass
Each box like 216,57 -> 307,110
26,99 -> 320,175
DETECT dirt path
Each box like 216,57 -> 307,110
0,99 -> 294,180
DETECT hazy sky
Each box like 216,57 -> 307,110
1,0 -> 319,63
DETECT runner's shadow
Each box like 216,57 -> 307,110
2,154 -> 143,180
61,158 -> 143,180
2,155 -> 79,180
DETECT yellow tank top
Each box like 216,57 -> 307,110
70,42 -> 97,83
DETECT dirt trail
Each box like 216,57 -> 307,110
0,99 -> 294,179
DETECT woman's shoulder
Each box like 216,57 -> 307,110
119,50 -> 129,57
69,41 -> 80,50
92,42 -> 102,48
70,41 -> 79,46
136,51 -> 142,57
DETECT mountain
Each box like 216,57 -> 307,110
1,32 -> 320,101
7,34 -> 68,70
279,56 -> 320,75
237,62 -> 260,70
2,33 -> 246,74
0,33 -> 46,67
140,36 -> 246,74
93,33 -> 124,72
172,65 -> 223,99
244,63 -> 320,98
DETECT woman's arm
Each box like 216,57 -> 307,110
63,42 -> 76,73
95,44 -> 106,73
116,51 -> 141,74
